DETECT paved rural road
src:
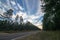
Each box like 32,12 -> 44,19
0,31 -> 39,40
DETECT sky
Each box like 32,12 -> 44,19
0,0 -> 44,29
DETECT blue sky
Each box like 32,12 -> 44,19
0,0 -> 44,29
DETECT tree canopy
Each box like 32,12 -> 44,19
42,0 -> 60,30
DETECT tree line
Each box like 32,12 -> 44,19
0,9 -> 40,31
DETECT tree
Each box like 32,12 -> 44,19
0,9 -> 13,21
15,15 -> 19,23
0,9 -> 13,31
42,0 -> 60,30
20,16 -> 23,24
3,9 -> 13,18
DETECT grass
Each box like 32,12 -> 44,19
0,30 -> 39,33
16,31 -> 60,40
0,30 -> 20,33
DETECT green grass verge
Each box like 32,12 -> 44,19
17,31 -> 60,40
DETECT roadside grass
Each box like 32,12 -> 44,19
17,31 -> 60,40
0,30 -> 39,33
0,30 -> 20,33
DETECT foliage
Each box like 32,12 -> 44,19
0,20 -> 40,31
42,0 -> 60,30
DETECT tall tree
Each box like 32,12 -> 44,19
20,16 -> 23,24
15,15 -> 19,24
42,0 -> 60,30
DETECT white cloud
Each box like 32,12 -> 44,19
6,0 -> 12,9
31,0 -> 44,29
17,3 -> 24,10
15,10 -> 42,27
11,1 -> 16,5
12,14 -> 16,19
29,15 -> 40,20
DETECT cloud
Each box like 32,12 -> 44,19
31,0 -> 44,29
11,1 -> 16,5
10,0 -> 24,11
6,0 -> 12,9
12,14 -> 16,19
15,10 -> 43,25
0,0 -> 43,29
25,0 -> 38,14
11,0 -> 43,29
17,3 -> 24,10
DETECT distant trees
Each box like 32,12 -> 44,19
15,15 -> 19,24
23,21 -> 40,31
0,20 -> 40,31
41,0 -> 60,30
0,9 -> 40,31
20,16 -> 23,24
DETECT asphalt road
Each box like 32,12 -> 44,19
0,31 -> 39,40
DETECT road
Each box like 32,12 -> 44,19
0,31 -> 39,40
